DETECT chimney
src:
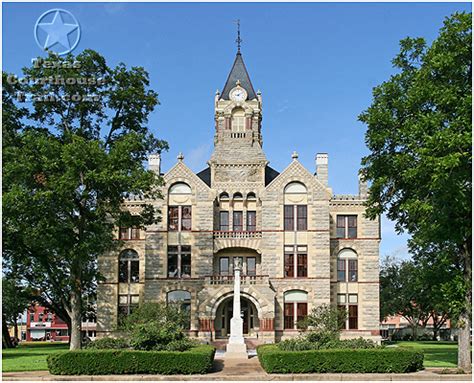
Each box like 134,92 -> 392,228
148,153 -> 161,174
315,153 -> 328,186
358,171 -> 368,198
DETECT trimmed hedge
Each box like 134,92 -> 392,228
257,344 -> 423,373
47,345 -> 215,375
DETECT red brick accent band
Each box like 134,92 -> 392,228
199,318 -> 214,331
260,318 -> 274,331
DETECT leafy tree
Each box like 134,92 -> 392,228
380,256 -> 451,339
2,277 -> 30,348
298,304 -> 347,336
360,13 -> 471,369
3,50 -> 168,350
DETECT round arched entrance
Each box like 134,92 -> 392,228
214,296 -> 260,338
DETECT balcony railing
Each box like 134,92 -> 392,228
213,230 -> 262,239
205,274 -> 269,285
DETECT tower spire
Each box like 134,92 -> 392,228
235,19 -> 242,53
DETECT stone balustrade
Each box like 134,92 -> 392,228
205,274 -> 269,286
213,230 -> 262,239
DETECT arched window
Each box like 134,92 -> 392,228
284,290 -> 308,330
233,192 -> 243,200
284,182 -> 307,194
284,182 -> 307,231
168,183 -> 192,231
169,182 -> 192,194
167,290 -> 191,329
119,249 -> 139,283
231,108 -> 245,132
337,249 -> 358,282
219,192 -> 229,200
246,192 -> 256,200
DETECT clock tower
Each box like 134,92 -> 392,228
209,50 -> 268,188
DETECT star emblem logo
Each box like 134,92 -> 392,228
34,9 -> 81,55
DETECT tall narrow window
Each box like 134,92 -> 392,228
119,249 -> 139,283
336,215 -> 357,238
219,211 -> 229,231
233,211 -> 243,231
181,206 -> 192,231
296,205 -> 307,231
247,257 -> 256,276
284,290 -> 308,330
297,251 -> 307,277
284,245 -> 307,278
247,211 -> 256,231
168,246 -> 191,278
284,303 -> 294,329
284,246 -> 294,278
168,207 -> 179,231
231,108 -> 245,132
348,305 -> 358,329
219,257 -> 229,275
337,259 -> 346,282
347,216 -> 357,238
348,259 -> 358,282
284,205 -> 294,231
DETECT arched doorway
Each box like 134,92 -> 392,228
214,296 -> 260,338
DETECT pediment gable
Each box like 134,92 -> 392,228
264,159 -> 331,200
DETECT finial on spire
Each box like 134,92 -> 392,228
234,19 -> 242,53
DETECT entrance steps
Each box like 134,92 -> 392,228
211,337 -> 263,350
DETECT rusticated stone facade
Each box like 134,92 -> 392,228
96,51 -> 381,343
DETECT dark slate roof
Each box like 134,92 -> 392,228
265,165 -> 280,186
220,53 -> 257,100
196,167 -> 211,187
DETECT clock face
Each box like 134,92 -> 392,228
230,87 -> 247,102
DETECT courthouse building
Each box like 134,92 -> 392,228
97,48 -> 381,343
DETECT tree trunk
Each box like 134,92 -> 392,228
13,318 -> 19,340
457,244 -> 472,371
432,328 -> 438,341
2,318 -> 13,348
69,287 -> 82,350
457,310 -> 471,371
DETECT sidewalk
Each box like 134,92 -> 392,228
3,357 -> 472,381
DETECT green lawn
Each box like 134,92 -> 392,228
395,341 -> 459,368
2,342 -> 69,372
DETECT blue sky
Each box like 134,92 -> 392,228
3,2 -> 471,260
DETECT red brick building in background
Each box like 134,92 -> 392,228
26,305 -> 96,342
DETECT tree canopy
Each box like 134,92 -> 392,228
3,49 -> 168,349
360,12 -> 471,369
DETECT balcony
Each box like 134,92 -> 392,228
205,274 -> 269,286
213,231 -> 262,239
213,231 -> 262,252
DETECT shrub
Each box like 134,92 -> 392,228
47,345 -> 216,375
130,322 -> 185,351
297,304 -> 346,334
257,344 -> 423,373
86,337 -> 129,350
278,334 -> 379,351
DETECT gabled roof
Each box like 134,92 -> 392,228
220,53 -> 257,100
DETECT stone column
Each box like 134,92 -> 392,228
224,259 -> 248,358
